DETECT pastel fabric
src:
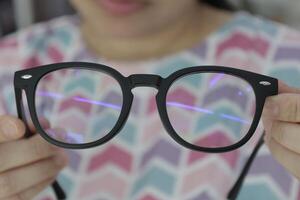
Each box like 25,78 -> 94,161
0,12 -> 300,200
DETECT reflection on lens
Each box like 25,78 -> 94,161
35,68 -> 123,144
166,72 -> 256,148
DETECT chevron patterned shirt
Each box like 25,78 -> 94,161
1,12 -> 300,200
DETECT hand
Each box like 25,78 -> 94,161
262,81 -> 300,180
0,115 -> 68,200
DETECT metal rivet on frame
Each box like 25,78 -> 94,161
21,74 -> 32,79
259,81 -> 271,86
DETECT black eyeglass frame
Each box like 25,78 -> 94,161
14,62 -> 278,200
14,62 -> 277,152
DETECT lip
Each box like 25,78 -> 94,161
95,0 -> 146,16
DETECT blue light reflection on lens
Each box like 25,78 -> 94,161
37,91 -> 122,110
72,96 -> 122,110
209,73 -> 225,87
219,113 -> 251,125
167,102 -> 214,114
66,131 -> 84,143
37,91 -> 250,125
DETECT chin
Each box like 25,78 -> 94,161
91,17 -> 159,38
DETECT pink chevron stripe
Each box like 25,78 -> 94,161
140,139 -> 181,168
167,109 -> 193,134
23,56 -> 41,69
188,131 -> 239,168
147,96 -> 157,115
79,171 -> 128,199
194,131 -> 235,150
139,194 -> 160,200
47,45 -> 64,62
216,32 -> 270,58
181,162 -> 232,196
297,187 -> 300,200
58,95 -> 92,114
188,149 -> 238,169
216,55 -> 263,73
56,115 -> 86,134
166,88 -> 196,107
0,37 -> 17,48
87,145 -> 133,173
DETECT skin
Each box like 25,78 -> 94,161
263,81 -> 300,180
0,117 -> 68,199
70,0 -> 232,60
0,0 -> 299,199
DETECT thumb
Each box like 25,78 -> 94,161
278,80 -> 300,94
0,115 -> 26,142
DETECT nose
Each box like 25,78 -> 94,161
128,74 -> 162,89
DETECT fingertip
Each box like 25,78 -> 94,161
0,115 -> 26,141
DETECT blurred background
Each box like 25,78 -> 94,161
0,0 -> 300,36
0,0 -> 74,36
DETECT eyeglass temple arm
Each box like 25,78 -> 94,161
14,88 -> 66,200
227,131 -> 265,200
52,181 -> 66,199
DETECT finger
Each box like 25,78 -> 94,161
0,134 -> 62,173
263,93 -> 300,122
278,80 -> 300,94
6,177 -> 56,200
267,138 -> 300,180
0,154 -> 68,199
269,121 -> 300,154
0,115 -> 25,143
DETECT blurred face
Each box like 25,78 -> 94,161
70,0 -> 200,37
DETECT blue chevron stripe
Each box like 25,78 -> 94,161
4,90 -> 16,114
52,29 -> 72,46
91,113 -> 118,138
64,76 -> 95,94
27,35 -> 48,52
269,68 -> 300,87
194,107 -> 245,137
170,72 -> 203,88
57,173 -> 75,196
237,182 -> 281,200
118,122 -> 137,145
131,166 -> 176,197
155,58 -> 198,78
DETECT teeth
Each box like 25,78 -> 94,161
21,74 -> 33,79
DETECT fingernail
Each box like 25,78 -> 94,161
54,152 -> 68,167
0,118 -> 18,139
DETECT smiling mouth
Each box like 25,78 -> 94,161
95,0 -> 148,16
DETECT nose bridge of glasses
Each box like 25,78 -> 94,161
128,74 -> 162,89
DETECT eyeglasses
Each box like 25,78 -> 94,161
14,62 -> 278,200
